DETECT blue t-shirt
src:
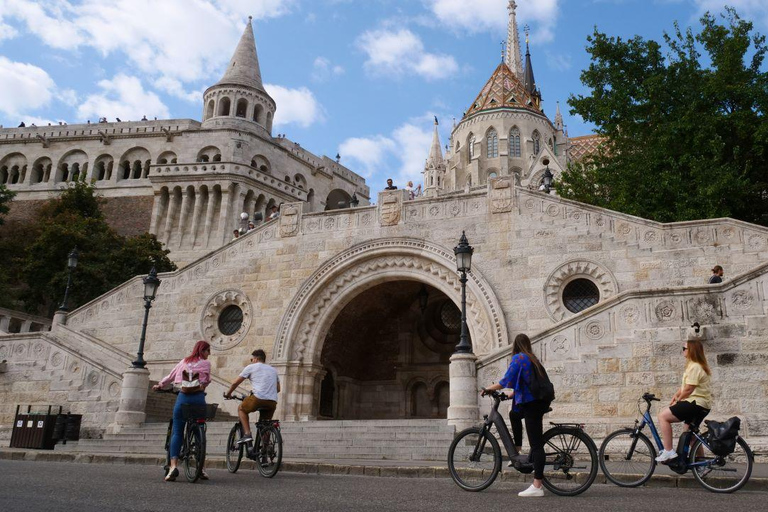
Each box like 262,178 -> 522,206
498,353 -> 536,412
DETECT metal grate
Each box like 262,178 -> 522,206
562,279 -> 600,313
439,301 -> 462,333
218,305 -> 243,335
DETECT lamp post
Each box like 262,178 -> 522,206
541,166 -> 554,194
132,266 -> 162,369
453,231 -> 474,354
239,212 -> 249,235
58,247 -> 79,311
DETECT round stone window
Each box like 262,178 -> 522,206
218,305 -> 243,335
438,300 -> 461,333
562,279 -> 600,313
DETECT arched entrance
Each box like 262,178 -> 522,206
272,238 -> 508,422
317,281 -> 460,420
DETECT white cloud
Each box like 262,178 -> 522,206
154,77 -> 203,103
357,28 -> 459,80
265,84 -> 325,128
0,56 -> 56,117
693,0 -> 768,28
312,57 -> 345,82
425,0 -> 560,43
76,74 -> 170,121
339,113 -> 443,185
545,51 -> 572,71
0,21 -> 18,41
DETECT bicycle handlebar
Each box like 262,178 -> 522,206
223,393 -> 247,401
480,389 -> 510,401
642,393 -> 661,403
155,387 -> 179,395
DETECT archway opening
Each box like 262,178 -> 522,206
318,281 -> 462,420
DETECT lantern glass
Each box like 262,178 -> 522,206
67,248 -> 79,269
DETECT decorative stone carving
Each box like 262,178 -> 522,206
720,227 -> 736,240
525,198 -> 536,210
617,223 -> 632,236
655,300 -> 677,322
644,231 -> 659,243
620,304 -> 641,325
694,229 -> 712,245
378,191 -> 403,226
200,289 -> 253,351
731,290 -> 755,311
689,297 -> 718,323
543,259 -> 619,321
546,204 -> 559,217
747,234 -> 766,251
489,176 -> 513,213
584,320 -> 606,340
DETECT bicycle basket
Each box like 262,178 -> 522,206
704,416 -> 740,456
181,403 -> 218,421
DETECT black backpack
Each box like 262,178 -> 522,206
528,364 -> 555,403
704,417 -> 740,456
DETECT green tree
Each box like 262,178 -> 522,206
563,8 -> 768,225
0,185 -> 19,307
0,184 -> 15,225
20,181 -> 176,315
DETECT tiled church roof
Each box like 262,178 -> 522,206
464,62 -> 542,118
568,134 -> 606,161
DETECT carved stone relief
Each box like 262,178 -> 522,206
489,176 -> 513,213
200,289 -> 253,351
543,259 -> 619,321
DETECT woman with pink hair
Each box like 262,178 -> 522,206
153,340 -> 212,481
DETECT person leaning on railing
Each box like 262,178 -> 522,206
153,340 -> 212,481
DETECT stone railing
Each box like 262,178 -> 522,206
0,307 -> 51,334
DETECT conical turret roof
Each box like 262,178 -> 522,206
427,117 -> 443,168
464,62 -> 541,118
215,17 -> 265,91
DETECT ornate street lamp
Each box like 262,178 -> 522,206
540,166 -> 554,194
453,231 -> 474,354
58,247 -> 79,312
132,266 -> 162,369
239,212 -> 249,234
350,193 -> 359,208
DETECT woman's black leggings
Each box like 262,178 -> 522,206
520,400 -> 550,480
509,410 -> 523,448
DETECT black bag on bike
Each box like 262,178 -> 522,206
704,417 -> 740,456
528,364 -> 555,403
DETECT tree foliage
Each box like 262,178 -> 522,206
562,8 -> 768,225
0,184 -> 14,225
5,181 -> 177,315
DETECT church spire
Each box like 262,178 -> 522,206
522,29 -> 541,107
215,16 -> 265,91
427,116 -> 443,166
505,1 -> 524,79
554,101 -> 563,131
423,116 -> 445,197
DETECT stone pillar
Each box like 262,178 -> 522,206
176,188 -> 192,248
108,367 -> 150,433
162,190 -> 179,246
218,186 -> 233,245
203,187 -> 218,248
52,310 -> 67,326
148,190 -> 163,236
0,315 -> 10,332
188,187 -> 205,247
447,352 -> 480,430
20,320 -> 32,333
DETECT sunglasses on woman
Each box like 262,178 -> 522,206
682,346 -> 688,352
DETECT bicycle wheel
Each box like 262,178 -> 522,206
163,419 -> 173,475
184,424 -> 205,483
447,427 -> 501,492
226,423 -> 244,473
540,427 -> 598,496
256,425 -> 283,478
599,429 -> 656,487
691,436 -> 753,493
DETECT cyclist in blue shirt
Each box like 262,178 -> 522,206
482,334 -> 551,497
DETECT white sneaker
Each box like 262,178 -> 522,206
518,484 -> 545,497
655,449 -> 678,463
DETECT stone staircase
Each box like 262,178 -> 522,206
55,419 -> 456,461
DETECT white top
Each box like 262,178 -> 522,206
239,362 -> 280,401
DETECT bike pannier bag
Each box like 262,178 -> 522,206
705,417 -> 740,456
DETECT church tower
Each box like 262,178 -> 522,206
423,117 -> 446,198
201,17 -> 276,135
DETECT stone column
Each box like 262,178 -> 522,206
218,186 -> 233,245
20,320 -> 32,333
188,187 -> 205,247
202,187 -> 218,248
162,190 -> 180,246
148,190 -> 163,236
447,352 -> 480,430
108,366 -> 150,434
176,188 -> 192,248
0,315 -> 10,332
52,311 -> 67,326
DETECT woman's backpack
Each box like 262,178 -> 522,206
704,417 -> 740,456
529,364 -> 555,403
180,363 -> 202,394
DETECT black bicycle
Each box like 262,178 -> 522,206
223,393 -> 283,478
157,389 -> 217,483
448,390 -> 598,496
600,393 -> 754,493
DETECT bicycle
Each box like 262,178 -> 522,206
223,393 -> 283,478
447,390 -> 598,496
157,389 -> 217,483
599,392 -> 754,493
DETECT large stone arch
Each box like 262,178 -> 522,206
272,238 -> 507,421
275,237 -> 507,362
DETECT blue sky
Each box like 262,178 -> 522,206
1,0 -> 767,190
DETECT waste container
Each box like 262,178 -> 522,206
64,414 -> 82,441
9,405 -> 62,449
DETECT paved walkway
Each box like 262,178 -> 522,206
1,447 -> 767,491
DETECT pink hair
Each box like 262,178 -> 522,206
183,340 -> 211,363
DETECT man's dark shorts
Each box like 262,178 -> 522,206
669,400 -> 710,426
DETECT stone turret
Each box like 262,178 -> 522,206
201,17 -> 276,134
423,117 -> 445,198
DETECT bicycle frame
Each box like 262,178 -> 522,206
481,395 -> 519,462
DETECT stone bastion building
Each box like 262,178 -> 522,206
1,4 -> 767,459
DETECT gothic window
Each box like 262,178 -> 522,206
218,96 -> 231,116
235,98 -> 248,118
467,133 -> 475,162
532,131 -> 541,155
486,128 -> 498,158
254,104 -> 264,124
509,127 -> 521,157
